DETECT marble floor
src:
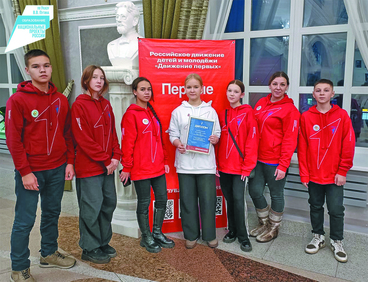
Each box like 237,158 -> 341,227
0,153 -> 367,282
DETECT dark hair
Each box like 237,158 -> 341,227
81,65 -> 109,96
24,49 -> 50,67
227,80 -> 245,93
132,77 -> 154,101
185,73 -> 203,86
132,77 -> 163,137
314,78 -> 334,89
268,71 -> 289,86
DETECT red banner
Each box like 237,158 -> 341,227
139,38 -> 235,233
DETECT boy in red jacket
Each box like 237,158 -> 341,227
5,49 -> 76,282
298,79 -> 355,263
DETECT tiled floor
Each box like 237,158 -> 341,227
0,153 -> 367,282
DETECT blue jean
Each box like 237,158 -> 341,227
133,174 -> 167,215
248,161 -> 287,213
76,173 -> 117,251
308,182 -> 345,240
11,163 -> 66,271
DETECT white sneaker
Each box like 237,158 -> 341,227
330,239 -> 348,263
305,234 -> 325,254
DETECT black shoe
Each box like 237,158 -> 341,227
100,244 -> 117,258
152,208 -> 175,248
223,231 -> 237,243
240,239 -> 252,252
153,232 -> 175,248
137,213 -> 161,253
81,248 -> 110,264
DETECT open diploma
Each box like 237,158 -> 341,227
186,117 -> 215,154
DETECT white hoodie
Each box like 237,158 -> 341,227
168,100 -> 221,174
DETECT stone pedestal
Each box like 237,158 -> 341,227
102,66 -> 140,238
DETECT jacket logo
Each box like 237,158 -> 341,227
76,118 -> 82,131
34,98 -> 61,156
223,113 -> 246,159
256,106 -> 262,111
258,107 -> 282,133
313,124 -> 320,131
94,104 -> 111,152
142,118 -> 158,163
31,109 -> 39,118
310,119 -> 341,169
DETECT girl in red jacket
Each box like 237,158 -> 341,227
248,71 -> 300,243
217,80 -> 258,252
72,65 -> 122,264
120,77 -> 174,253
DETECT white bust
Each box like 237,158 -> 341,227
107,1 -> 143,68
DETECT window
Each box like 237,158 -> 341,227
353,44 -> 368,87
351,95 -> 368,148
251,0 -> 291,31
250,36 -> 289,86
208,0 -> 368,152
0,12 -> 23,109
303,0 -> 347,27
300,33 -> 347,86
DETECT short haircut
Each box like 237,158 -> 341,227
268,71 -> 289,86
132,77 -> 154,101
24,49 -> 50,67
227,79 -> 245,93
314,78 -> 334,89
81,65 -> 109,96
185,73 -> 203,86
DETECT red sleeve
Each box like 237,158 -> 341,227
63,105 -> 75,165
241,110 -> 259,176
5,97 -> 32,176
162,135 -> 169,166
110,106 -> 122,161
337,113 -> 355,176
121,111 -> 137,173
71,102 -> 111,166
277,107 -> 300,172
297,114 -> 309,183
215,111 -> 224,169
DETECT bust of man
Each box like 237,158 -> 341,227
107,1 -> 142,68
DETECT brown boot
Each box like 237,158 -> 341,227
256,209 -> 283,243
249,206 -> 269,237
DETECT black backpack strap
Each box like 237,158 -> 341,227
225,109 -> 244,160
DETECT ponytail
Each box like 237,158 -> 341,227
147,102 -> 163,139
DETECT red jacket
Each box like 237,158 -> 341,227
5,81 -> 74,176
217,105 -> 258,176
254,94 -> 300,172
121,104 -> 167,181
71,94 -> 122,178
298,105 -> 355,184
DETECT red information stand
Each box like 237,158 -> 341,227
138,38 -> 235,233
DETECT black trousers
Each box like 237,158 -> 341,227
134,174 -> 168,215
308,182 -> 345,240
178,173 -> 216,241
219,172 -> 249,241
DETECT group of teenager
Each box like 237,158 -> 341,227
5,49 -> 354,282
